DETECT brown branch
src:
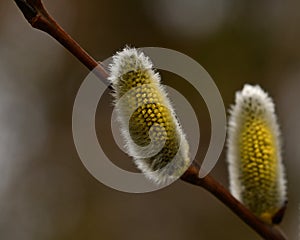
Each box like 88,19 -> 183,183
14,0 -> 109,83
181,163 -> 287,240
14,1 -> 288,239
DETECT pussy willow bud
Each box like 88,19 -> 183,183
227,84 -> 287,224
108,47 -> 190,184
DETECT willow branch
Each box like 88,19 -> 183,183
14,0 -> 108,82
14,1 -> 287,239
181,163 -> 287,240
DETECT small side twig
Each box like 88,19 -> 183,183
14,1 -> 288,239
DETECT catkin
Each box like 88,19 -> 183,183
108,47 -> 190,184
227,84 -> 287,224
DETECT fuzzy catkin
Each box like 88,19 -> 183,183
227,84 -> 287,224
108,47 -> 190,184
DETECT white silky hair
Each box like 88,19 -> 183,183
227,84 -> 286,206
108,47 -> 191,184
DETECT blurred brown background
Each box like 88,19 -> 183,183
0,0 -> 300,239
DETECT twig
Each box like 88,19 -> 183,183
14,0 -> 108,82
14,1 -> 288,239
181,163 -> 287,240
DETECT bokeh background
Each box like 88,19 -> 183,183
1,0 -> 300,239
